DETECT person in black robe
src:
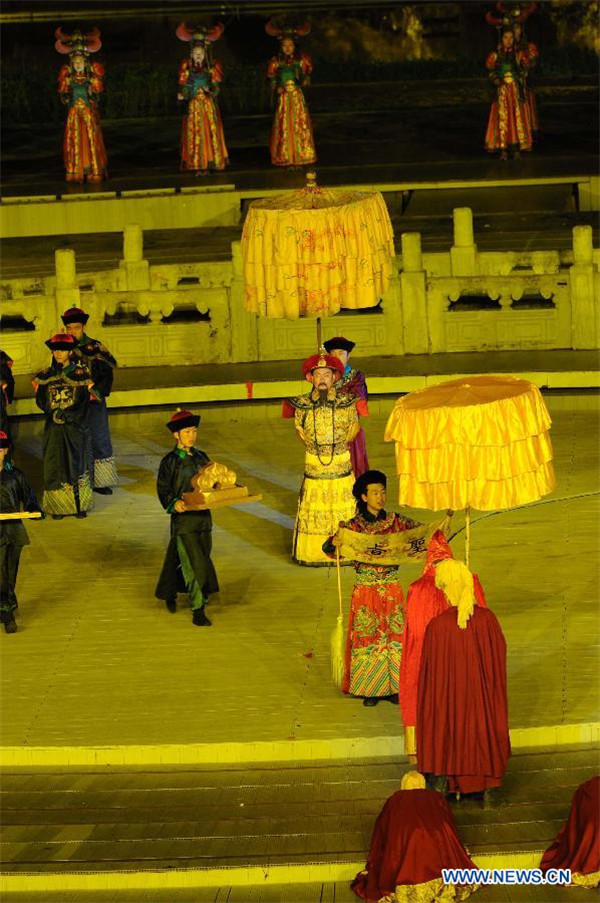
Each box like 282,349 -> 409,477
34,334 -> 93,519
155,410 -> 219,626
1,350 -> 15,451
61,306 -> 118,495
0,430 -> 43,634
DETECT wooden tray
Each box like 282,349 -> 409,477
182,493 -> 263,511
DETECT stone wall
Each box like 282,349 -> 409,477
1,212 -> 598,375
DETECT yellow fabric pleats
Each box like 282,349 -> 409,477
384,376 -> 556,512
242,188 -> 394,319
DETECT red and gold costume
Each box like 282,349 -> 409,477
176,22 -> 228,173
328,507 -> 421,700
484,36 -> 533,155
55,27 -> 107,183
266,20 -> 316,168
540,776 -> 600,888
352,771 -> 479,903
399,532 -> 487,757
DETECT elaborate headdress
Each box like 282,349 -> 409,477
401,771 -> 426,790
434,559 -> 475,629
0,431 -> 10,450
55,26 -> 102,57
485,2 -> 537,34
176,21 -> 224,48
265,18 -> 311,43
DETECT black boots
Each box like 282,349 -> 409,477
1,612 -> 17,634
94,487 -> 113,495
192,608 -> 212,627
165,598 -> 177,613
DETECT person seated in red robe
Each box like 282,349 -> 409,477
417,559 -> 510,798
399,532 -> 487,763
352,770 -> 480,903
540,776 -> 599,888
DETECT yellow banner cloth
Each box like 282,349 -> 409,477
335,518 -> 447,566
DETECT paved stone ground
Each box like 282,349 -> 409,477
1,394 -> 598,750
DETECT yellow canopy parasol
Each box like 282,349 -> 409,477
384,375 -> 556,562
241,173 -> 395,324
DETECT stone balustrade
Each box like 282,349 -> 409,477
1,213 -> 598,375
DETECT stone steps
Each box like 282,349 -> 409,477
1,747 -> 597,876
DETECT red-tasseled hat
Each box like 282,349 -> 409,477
45,333 -> 78,351
424,530 -> 453,571
301,353 -> 345,379
0,431 -> 10,449
166,409 -> 201,432
61,307 -> 89,325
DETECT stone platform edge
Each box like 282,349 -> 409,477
0,852 -> 543,895
11,370 -> 600,417
1,722 -> 598,769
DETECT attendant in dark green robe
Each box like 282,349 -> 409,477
34,334 -> 93,519
61,307 -> 118,495
155,410 -> 219,627
0,431 -> 43,634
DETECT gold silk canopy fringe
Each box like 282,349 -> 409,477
384,375 -> 556,512
241,175 -> 395,319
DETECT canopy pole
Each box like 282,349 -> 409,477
316,317 -> 322,351
465,506 -> 471,568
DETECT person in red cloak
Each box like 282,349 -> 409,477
352,770 -> 480,903
417,558 -> 510,797
540,776 -> 599,888
399,532 -> 487,763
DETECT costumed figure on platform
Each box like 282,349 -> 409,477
0,432 -> 43,635
61,307 -> 118,495
399,531 -> 486,761
55,26 -> 107,183
486,3 -> 539,145
540,776 -> 600,888
324,470 -> 428,707
155,410 -> 219,626
1,351 -> 15,451
283,353 -> 358,566
352,770 -> 480,903
266,19 -> 317,169
33,334 -> 93,519
417,559 -> 510,798
176,22 -> 228,174
323,337 -> 369,478
484,23 -> 534,160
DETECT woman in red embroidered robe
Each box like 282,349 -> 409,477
176,26 -> 228,174
514,22 -> 540,138
485,27 -> 533,159
324,470 -> 422,706
266,29 -> 316,169
56,28 -> 107,183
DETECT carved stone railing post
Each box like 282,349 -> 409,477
451,207 -> 478,277
400,232 -> 428,354
54,249 -> 80,324
571,225 -> 598,349
119,224 -> 150,291
229,240 -> 258,362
